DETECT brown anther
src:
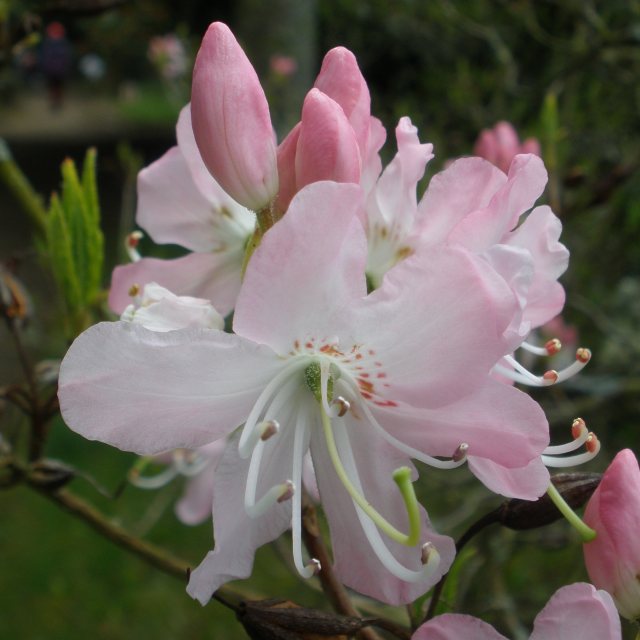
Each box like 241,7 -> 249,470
585,432 -> 599,454
277,480 -> 295,503
571,417 -> 587,439
545,338 -> 562,355
128,283 -> 140,297
333,396 -> 351,417
452,442 -> 469,462
309,558 -> 322,575
260,420 -> 279,441
543,369 -> 559,383
576,347 -> 592,364
127,231 -> 143,247
421,541 -> 435,565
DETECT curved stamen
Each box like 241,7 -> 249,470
542,432 -> 601,468
128,456 -> 178,489
543,418 -> 589,455
125,231 -> 143,262
239,360 -> 307,458
291,407 -> 320,578
338,377 -> 468,470
520,338 -> 562,356
333,396 -> 351,417
173,450 -> 211,477
331,417 -> 441,583
320,405 -> 421,546
244,381 -> 299,515
498,348 -> 592,387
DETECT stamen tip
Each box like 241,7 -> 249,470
452,442 -> 469,462
421,542 -> 435,565
128,283 -> 140,297
309,558 -> 321,575
543,369 -> 559,384
576,348 -> 592,364
571,417 -> 587,439
545,338 -> 562,355
585,432 -> 600,454
260,420 -> 280,441
277,480 -> 295,503
332,396 -> 351,417
127,230 -> 143,247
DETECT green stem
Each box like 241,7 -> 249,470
320,406 -> 420,546
0,139 -> 48,237
546,482 -> 597,542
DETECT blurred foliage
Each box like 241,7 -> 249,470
0,1 -> 639,639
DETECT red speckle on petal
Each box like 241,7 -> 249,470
377,372 -> 386,379
374,399 -> 398,408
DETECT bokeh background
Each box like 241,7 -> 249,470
1,1 -> 639,638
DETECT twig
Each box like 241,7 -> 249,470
301,499 -> 385,640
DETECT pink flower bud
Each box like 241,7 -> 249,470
584,449 -> 640,621
473,121 -> 541,174
191,22 -> 278,211
313,46 -> 371,157
295,88 -> 361,191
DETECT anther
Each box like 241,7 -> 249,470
128,283 -> 140,297
309,558 -> 322,575
332,396 -> 351,417
259,420 -> 279,441
452,442 -> 469,462
571,417 -> 587,440
576,347 -> 592,364
125,231 -> 143,262
421,542 -> 435,565
585,432 -> 599,454
543,370 -> 559,384
277,480 -> 295,503
545,338 -> 562,355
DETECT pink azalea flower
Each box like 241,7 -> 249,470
473,121 -> 541,174
109,105 -> 255,317
584,449 -> 640,621
413,583 -> 621,639
59,181 -> 548,605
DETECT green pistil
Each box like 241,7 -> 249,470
546,482 -> 597,542
304,361 -> 333,404
320,405 -> 421,546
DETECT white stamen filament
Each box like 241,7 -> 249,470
543,420 -> 589,456
128,464 -> 177,489
542,432 -> 601,468
239,360 -> 308,458
244,379 -> 300,515
125,231 -> 143,262
291,407 -> 320,578
332,417 -> 440,583
496,349 -> 591,387
173,450 -> 211,477
338,377 -> 468,470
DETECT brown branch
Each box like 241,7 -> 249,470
302,499 -> 385,640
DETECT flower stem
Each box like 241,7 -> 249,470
546,482 -> 597,542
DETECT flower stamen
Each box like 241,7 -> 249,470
496,348 -> 592,387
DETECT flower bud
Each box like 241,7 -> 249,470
584,449 -> 640,621
191,22 -> 278,211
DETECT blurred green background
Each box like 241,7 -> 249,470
1,0 -> 639,638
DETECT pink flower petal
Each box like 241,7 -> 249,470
506,205 -> 568,329
375,378 -> 549,490
233,181 -> 367,353
530,583 -> 621,640
467,455 -> 550,501
191,22 -> 278,210
187,431 -> 295,604
295,89 -> 361,190
413,614 -> 507,640
448,154 -> 548,252
136,146 -> 226,253
109,252 -> 243,317
353,248 -> 519,407
313,46 -> 371,157
59,322 -> 281,455
417,157 -> 506,244
361,115 -> 386,194
310,413 -> 455,605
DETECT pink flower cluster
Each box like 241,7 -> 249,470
57,22 -> 628,630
